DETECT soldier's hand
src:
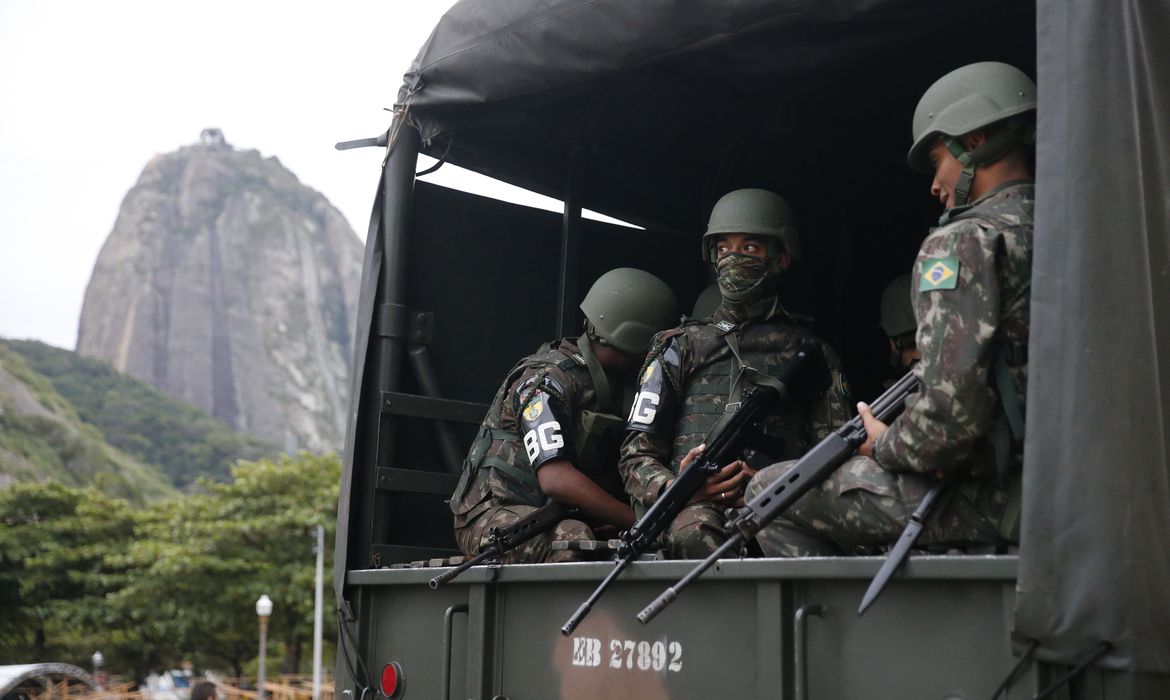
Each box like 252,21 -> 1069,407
678,443 -> 707,472
695,459 -> 752,505
856,401 -> 888,457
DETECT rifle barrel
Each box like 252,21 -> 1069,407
636,533 -> 743,623
561,555 -> 635,635
429,548 -> 497,589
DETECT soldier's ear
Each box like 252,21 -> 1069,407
962,129 -> 987,151
774,252 -> 792,271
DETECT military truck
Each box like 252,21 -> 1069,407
333,2 -> 1170,698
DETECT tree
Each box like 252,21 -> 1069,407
115,452 -> 341,675
0,453 -> 340,676
0,482 -> 140,665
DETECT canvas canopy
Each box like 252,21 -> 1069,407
1015,0 -> 1170,674
336,0 -> 1170,675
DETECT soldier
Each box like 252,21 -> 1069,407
746,62 -> 1035,556
449,268 -> 679,563
880,273 -> 920,371
620,188 -> 852,558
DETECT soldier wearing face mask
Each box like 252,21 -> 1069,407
618,188 -> 852,558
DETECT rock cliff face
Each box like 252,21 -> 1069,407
77,131 -> 363,453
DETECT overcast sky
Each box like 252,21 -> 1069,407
0,0 -> 567,350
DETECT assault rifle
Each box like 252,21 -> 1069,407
561,337 -> 829,635
636,369 -> 919,624
429,500 -> 579,588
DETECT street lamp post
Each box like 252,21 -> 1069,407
256,594 -> 273,700
91,651 -> 104,690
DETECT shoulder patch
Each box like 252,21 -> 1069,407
522,398 -> 544,421
919,256 -> 960,291
714,320 -> 736,332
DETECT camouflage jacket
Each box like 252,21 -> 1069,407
619,305 -> 852,507
874,181 -> 1034,476
450,337 -> 630,525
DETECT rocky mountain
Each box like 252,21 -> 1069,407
77,130 -> 364,453
0,341 -> 175,503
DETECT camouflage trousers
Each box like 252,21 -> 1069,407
662,502 -> 733,559
454,505 -> 595,563
745,456 -> 1011,557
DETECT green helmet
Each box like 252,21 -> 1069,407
908,61 -> 1036,176
879,274 -> 917,339
580,268 -> 679,355
700,188 -> 802,263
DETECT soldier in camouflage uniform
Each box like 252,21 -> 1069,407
620,189 -> 852,558
747,62 -> 1035,556
449,268 -> 679,563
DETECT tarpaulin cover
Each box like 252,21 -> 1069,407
390,0 -> 1032,234
1014,0 -> 1170,672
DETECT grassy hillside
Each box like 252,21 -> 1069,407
3,339 -> 278,489
0,343 -> 176,504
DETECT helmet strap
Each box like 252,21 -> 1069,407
944,124 -> 1026,209
944,136 -> 977,208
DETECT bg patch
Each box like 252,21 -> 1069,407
919,256 -> 960,291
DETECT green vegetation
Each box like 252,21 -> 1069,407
0,453 -> 340,678
4,340 -> 276,488
0,344 -> 176,504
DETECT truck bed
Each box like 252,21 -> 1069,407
342,555 -> 1021,700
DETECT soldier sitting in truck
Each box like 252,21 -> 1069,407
619,189 -> 853,559
448,268 -> 679,563
880,273 -> 921,373
746,62 -> 1034,557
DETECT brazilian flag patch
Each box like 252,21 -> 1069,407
919,256 -> 960,291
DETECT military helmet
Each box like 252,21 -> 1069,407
908,61 -> 1036,173
879,273 -> 917,339
700,188 -> 802,263
580,268 -> 679,355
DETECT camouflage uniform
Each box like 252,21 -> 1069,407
620,298 -> 852,558
449,337 -> 630,563
749,182 -> 1033,556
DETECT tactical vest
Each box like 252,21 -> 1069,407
669,320 -> 817,471
450,339 -> 627,521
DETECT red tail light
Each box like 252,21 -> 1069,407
379,662 -> 404,698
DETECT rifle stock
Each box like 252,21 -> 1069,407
637,370 -> 920,622
429,501 -> 578,588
